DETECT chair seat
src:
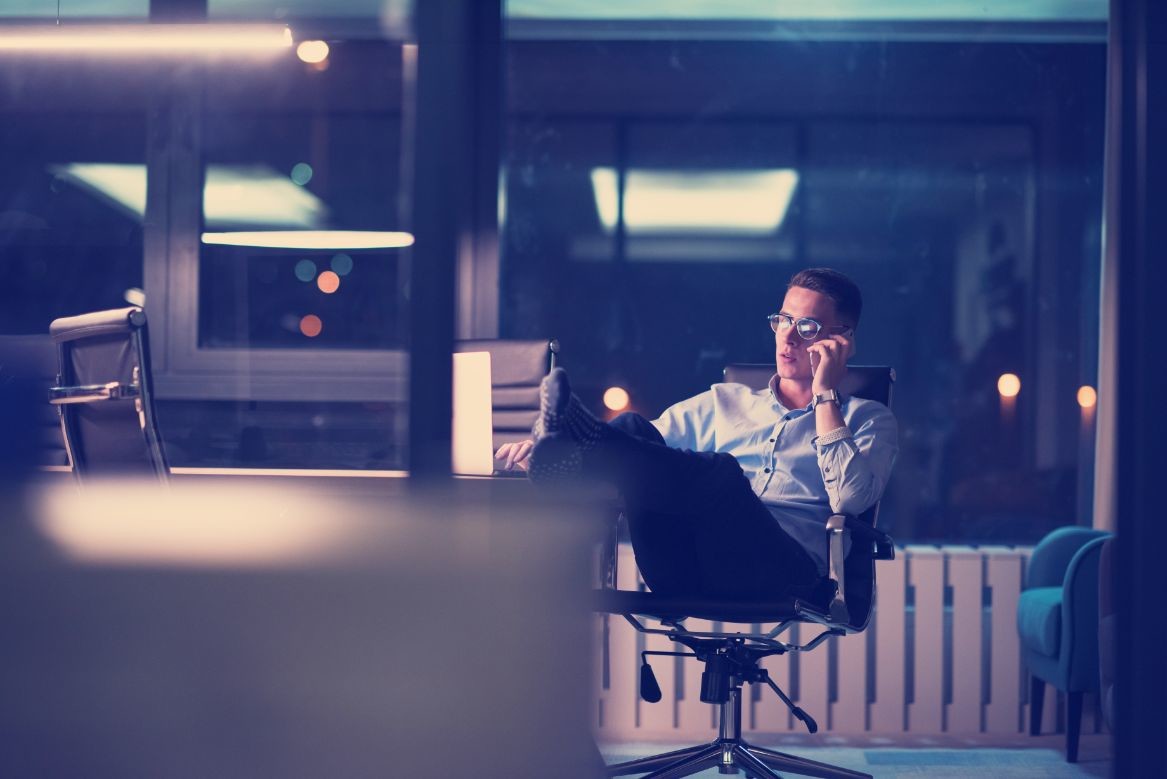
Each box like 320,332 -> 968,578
1017,586 -> 1062,657
592,589 -> 805,623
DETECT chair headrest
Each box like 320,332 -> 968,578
723,363 -> 895,406
50,307 -> 146,344
454,339 -> 556,386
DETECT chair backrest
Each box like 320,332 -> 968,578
454,338 -> 559,451
723,363 -> 896,629
723,363 -> 895,408
49,307 -> 168,480
0,334 -> 70,467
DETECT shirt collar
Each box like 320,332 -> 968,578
767,374 -> 847,414
767,374 -> 804,413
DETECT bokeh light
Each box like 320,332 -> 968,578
290,162 -> 313,186
997,373 -> 1021,398
299,314 -> 322,337
1078,385 -> 1097,409
603,386 -> 630,411
296,40 -> 329,64
317,270 -> 340,294
331,253 -> 353,276
294,259 -> 317,282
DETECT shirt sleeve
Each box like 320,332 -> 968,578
650,389 -> 718,451
813,401 -> 898,516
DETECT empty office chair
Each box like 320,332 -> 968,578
1017,525 -> 1110,762
455,338 -> 559,452
594,364 -> 896,779
0,334 -> 69,468
48,307 -> 168,481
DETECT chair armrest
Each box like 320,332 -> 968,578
49,381 -> 140,405
827,514 -> 895,561
824,513 -> 895,624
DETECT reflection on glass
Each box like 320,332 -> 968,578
590,168 -> 798,235
1,117 -> 144,331
55,162 -> 327,227
200,107 -> 407,350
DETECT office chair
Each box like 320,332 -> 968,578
455,338 -> 560,451
0,334 -> 69,467
593,364 -> 896,779
48,307 -> 168,481
1016,525 -> 1110,763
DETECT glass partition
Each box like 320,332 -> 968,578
502,3 -> 1107,544
0,4 -> 416,471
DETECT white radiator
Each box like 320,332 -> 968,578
595,543 -> 1074,739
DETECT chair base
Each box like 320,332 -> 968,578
604,650 -> 870,778
605,738 -> 871,779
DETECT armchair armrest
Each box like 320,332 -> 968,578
1061,535 -> 1110,690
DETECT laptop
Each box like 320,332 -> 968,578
451,351 -> 528,477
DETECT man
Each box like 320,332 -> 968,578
496,268 -> 897,603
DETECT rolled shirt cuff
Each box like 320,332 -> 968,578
814,425 -> 853,447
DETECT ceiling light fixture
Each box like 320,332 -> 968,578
201,231 -> 415,250
0,24 -> 292,55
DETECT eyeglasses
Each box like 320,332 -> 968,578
767,313 -> 853,341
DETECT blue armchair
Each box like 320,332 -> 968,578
1016,525 -> 1111,763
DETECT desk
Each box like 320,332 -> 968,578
0,477 -> 605,777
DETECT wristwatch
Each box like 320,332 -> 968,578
812,389 -> 840,409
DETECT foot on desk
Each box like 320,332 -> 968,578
532,368 -> 607,448
529,368 -> 608,482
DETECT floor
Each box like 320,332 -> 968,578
600,733 -> 1111,777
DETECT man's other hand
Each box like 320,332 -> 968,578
495,439 -> 534,471
807,333 -> 855,394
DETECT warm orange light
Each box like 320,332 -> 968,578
603,386 -> 630,411
1078,385 -> 1097,409
997,373 -> 1021,398
299,314 -> 323,337
316,270 -> 340,294
296,39 -> 329,64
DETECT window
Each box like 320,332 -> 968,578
0,88 -> 146,333
0,8 -> 416,471
502,7 -> 1106,544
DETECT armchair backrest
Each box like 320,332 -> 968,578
455,338 -> 559,451
49,307 -> 168,481
724,363 -> 896,629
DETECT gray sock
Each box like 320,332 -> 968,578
528,368 -> 608,481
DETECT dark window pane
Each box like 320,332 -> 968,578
0,114 -> 145,333
199,111 -> 406,350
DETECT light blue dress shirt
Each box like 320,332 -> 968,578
649,375 -> 898,575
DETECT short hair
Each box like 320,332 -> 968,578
787,268 -> 863,328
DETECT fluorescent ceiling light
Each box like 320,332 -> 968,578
203,165 -> 327,227
508,0 -> 1107,22
54,162 -> 328,228
591,167 -> 799,235
0,24 -> 292,55
202,231 -> 415,249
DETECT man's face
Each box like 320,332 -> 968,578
773,286 -> 847,382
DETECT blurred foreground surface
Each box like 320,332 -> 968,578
0,476 -> 603,778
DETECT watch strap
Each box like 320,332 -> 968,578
812,389 -> 840,409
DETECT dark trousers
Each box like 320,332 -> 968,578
602,412 -> 820,601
